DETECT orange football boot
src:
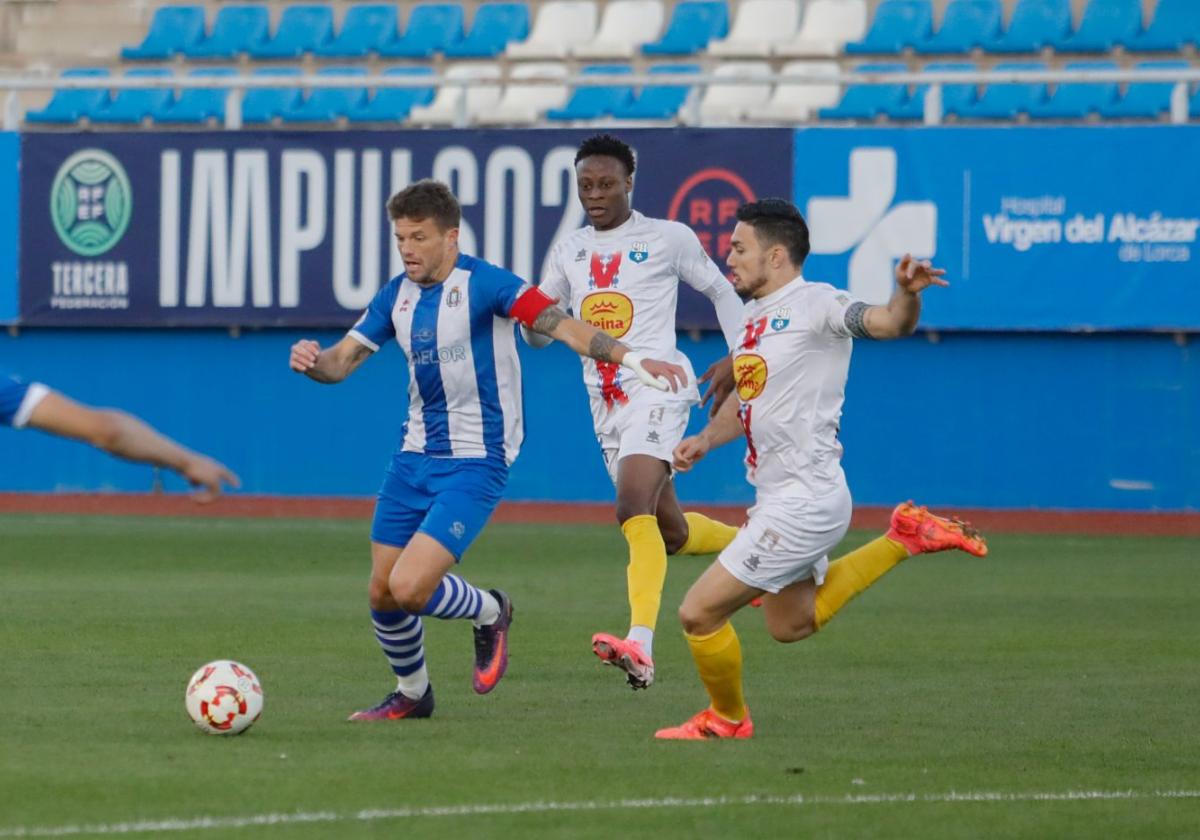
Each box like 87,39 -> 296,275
591,633 -> 655,690
655,707 -> 754,740
887,501 -> 988,557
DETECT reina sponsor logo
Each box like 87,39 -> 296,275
581,291 -> 634,338
734,353 -> 768,401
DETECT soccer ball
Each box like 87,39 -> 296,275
184,660 -> 264,735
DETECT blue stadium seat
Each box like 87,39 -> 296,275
242,68 -> 303,124
1126,0 -> 1200,52
90,68 -> 175,124
122,5 -> 206,60
282,67 -> 368,122
377,4 -> 464,58
1057,0 -> 1142,52
346,66 -> 435,122
185,5 -> 270,58
313,4 -> 400,56
155,68 -> 238,124
1027,60 -> 1118,118
444,2 -> 529,57
891,62 -> 978,119
250,5 -> 334,58
915,0 -> 1001,54
959,61 -> 1047,117
818,63 -> 908,119
25,68 -> 110,123
986,0 -> 1070,53
546,65 -> 633,120
641,1 -> 728,56
1099,61 -> 1191,119
611,64 -> 700,119
844,0 -> 933,54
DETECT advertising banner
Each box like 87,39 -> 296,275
18,129 -> 792,328
0,132 -> 18,323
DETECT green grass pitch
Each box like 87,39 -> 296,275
1,515 -> 1198,838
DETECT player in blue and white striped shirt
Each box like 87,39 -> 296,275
289,180 -> 686,721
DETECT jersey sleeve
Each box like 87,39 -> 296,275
0,374 -> 50,429
537,242 -> 572,312
815,286 -> 873,339
669,223 -> 745,350
348,277 -> 402,351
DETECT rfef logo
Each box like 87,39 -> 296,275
50,149 -> 132,257
667,168 -> 756,266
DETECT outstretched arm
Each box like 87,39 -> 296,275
290,335 -> 373,384
673,390 -> 743,472
858,254 -> 948,340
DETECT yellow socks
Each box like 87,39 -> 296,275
677,512 -> 739,555
685,622 -> 746,722
814,536 -> 910,629
623,514 -> 668,631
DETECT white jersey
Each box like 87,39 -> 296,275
733,276 -> 867,500
541,211 -> 744,426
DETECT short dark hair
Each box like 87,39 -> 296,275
387,179 -> 460,230
575,133 -> 636,176
736,199 -> 810,267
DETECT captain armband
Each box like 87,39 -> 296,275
844,302 -> 872,339
509,287 -> 558,329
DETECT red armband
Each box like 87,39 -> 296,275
509,286 -> 558,328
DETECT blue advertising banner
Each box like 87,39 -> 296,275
0,132 -> 18,323
793,126 -> 1200,331
18,129 -> 792,328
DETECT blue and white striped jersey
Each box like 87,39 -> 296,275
0,373 -> 49,429
349,254 -> 530,465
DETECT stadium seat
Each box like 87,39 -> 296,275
90,68 -> 175,125
249,5 -> 334,58
546,65 -> 633,120
345,67 -> 436,122
378,4 -> 464,57
774,0 -> 866,57
844,0 -> 933,54
443,3 -> 529,57
985,0 -> 1071,53
1056,0 -> 1142,52
281,67 -> 368,122
817,62 -> 908,119
155,68 -> 238,124
744,60 -> 839,122
1027,60 -> 1117,118
408,63 -> 502,125
507,0 -> 597,58
891,61 -> 979,119
611,63 -> 700,119
958,61 -> 1047,118
573,0 -> 664,59
914,0 -> 1001,54
691,61 -> 771,124
1126,0 -> 1200,52
241,68 -> 304,124
185,5 -> 270,58
474,62 -> 568,124
1099,60 -> 1191,119
122,5 -> 206,60
25,68 -> 110,123
708,0 -> 802,57
313,5 -> 400,56
641,1 -> 727,56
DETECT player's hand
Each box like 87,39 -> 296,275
640,358 -> 688,393
673,435 -> 710,473
894,254 -> 949,294
290,339 -> 321,372
699,355 -> 735,418
180,455 -> 241,504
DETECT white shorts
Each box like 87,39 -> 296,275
595,393 -> 692,485
718,483 -> 853,594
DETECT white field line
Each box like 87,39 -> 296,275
1,789 -> 1198,837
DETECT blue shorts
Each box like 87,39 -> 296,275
371,451 -> 508,561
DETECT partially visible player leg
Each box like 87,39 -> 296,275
657,480 -> 739,558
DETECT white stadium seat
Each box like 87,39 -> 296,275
691,61 -> 772,124
745,60 -> 841,123
774,0 -> 867,58
573,0 -> 665,59
474,63 -> 569,125
506,0 -> 598,59
408,63 -> 503,126
708,0 -> 802,57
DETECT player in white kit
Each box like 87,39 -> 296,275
531,135 -> 747,690
658,199 -> 987,740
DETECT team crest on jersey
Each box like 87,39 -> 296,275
734,353 -> 768,401
581,291 -> 633,338
770,307 -> 791,331
628,242 -> 649,263
445,286 -> 462,308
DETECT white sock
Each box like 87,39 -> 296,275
395,664 -> 429,699
627,625 -> 654,658
472,590 -> 501,628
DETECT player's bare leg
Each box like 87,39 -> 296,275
661,478 -> 741,558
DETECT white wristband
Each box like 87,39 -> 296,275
620,351 -> 668,392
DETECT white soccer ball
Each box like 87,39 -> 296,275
184,659 -> 264,735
